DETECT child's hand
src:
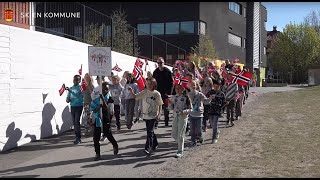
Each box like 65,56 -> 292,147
66,97 -> 70,103
65,87 -> 70,92
127,86 -> 133,92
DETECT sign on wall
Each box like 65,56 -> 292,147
88,47 -> 112,76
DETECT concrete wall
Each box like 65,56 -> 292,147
0,24 -> 169,152
308,69 -> 320,86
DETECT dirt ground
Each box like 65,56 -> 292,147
150,86 -> 320,178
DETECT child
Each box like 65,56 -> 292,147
66,75 -> 84,145
206,79 -> 226,144
187,80 -> 214,146
122,73 -> 140,129
169,84 -> 192,158
128,78 -> 163,155
90,82 -> 118,161
202,77 -> 213,132
225,72 -> 238,127
108,75 -> 124,131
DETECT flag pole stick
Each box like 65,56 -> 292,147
99,75 -> 103,129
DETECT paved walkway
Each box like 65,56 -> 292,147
0,86 -> 306,178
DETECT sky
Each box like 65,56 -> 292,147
262,2 -> 320,32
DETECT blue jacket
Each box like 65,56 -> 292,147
90,93 -> 111,127
66,85 -> 84,107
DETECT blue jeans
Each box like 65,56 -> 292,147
209,115 -> 219,139
189,116 -> 203,143
71,106 -> 83,141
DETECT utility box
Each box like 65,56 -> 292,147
308,68 -> 320,86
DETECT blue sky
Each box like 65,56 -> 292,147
262,2 -> 320,32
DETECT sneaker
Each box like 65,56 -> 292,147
199,137 -> 204,144
134,118 -> 139,124
212,139 -> 218,144
191,142 -> 197,147
113,146 -> 119,155
144,149 -> 150,155
73,139 -> 81,145
94,154 -> 101,161
231,121 -> 235,127
217,131 -> 220,139
175,151 -> 183,158
203,127 -> 207,132
100,136 -> 107,142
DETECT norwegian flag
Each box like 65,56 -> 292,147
174,73 -> 191,89
135,58 -> 144,69
59,84 -> 66,96
133,65 -> 146,91
175,60 -> 184,67
80,78 -> 87,94
233,59 -> 240,64
235,91 -> 243,101
78,64 -> 82,75
220,67 -> 228,79
229,69 -> 253,86
112,64 -> 122,72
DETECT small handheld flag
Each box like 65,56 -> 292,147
59,84 -> 66,96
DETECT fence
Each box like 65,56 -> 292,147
0,2 -> 187,65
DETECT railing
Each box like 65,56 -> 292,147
0,2 -> 187,65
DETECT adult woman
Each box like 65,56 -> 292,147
83,73 -> 94,136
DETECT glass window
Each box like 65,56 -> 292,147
229,2 -> 242,15
228,33 -> 242,47
151,23 -> 164,35
166,22 -> 179,34
137,24 -> 150,35
180,21 -> 194,34
102,25 -> 111,39
199,21 -> 206,35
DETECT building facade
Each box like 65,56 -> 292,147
81,2 -> 267,85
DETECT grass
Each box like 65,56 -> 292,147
244,86 -> 320,177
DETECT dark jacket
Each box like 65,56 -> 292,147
205,89 -> 226,115
153,67 -> 173,98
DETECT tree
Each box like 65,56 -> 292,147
84,9 -> 139,56
189,34 -> 218,68
269,23 -> 320,83
111,9 -> 139,56
84,23 -> 110,46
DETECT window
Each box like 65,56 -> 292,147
102,25 -> 111,39
228,33 -> 242,47
166,54 -> 173,60
151,23 -> 164,35
199,21 -> 206,35
264,47 -> 266,55
180,21 -> 194,34
243,7 -> 246,17
243,38 -> 246,48
178,54 -> 185,60
137,24 -> 150,35
229,2 -> 242,15
166,22 -> 179,34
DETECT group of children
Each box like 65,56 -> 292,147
65,59 -> 249,160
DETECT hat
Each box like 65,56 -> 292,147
96,76 -> 105,80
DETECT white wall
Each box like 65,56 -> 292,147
0,24 -> 171,152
